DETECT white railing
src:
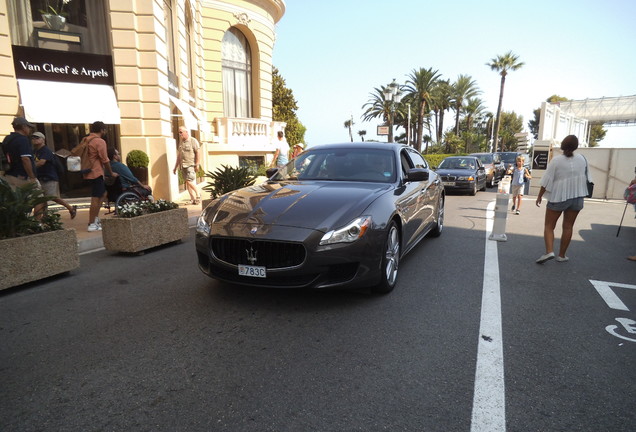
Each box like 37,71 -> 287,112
214,117 -> 285,150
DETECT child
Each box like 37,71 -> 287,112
507,155 -> 531,215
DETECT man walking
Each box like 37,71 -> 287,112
1,117 -> 45,219
83,121 -> 117,232
32,132 -> 77,219
173,126 -> 201,204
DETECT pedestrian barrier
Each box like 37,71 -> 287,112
490,176 -> 511,242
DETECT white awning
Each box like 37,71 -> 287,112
169,96 -> 198,131
18,79 -> 121,124
189,104 -> 212,134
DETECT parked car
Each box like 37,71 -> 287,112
434,156 -> 487,195
195,142 -> 445,294
470,152 -> 505,187
497,151 -> 530,173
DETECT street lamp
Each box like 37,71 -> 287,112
383,79 -> 403,143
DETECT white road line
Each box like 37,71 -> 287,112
471,200 -> 506,432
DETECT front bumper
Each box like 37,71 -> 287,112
195,225 -> 385,289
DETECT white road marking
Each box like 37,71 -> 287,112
589,280 -> 636,311
471,200 -> 506,432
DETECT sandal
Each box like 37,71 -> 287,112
70,205 -> 77,220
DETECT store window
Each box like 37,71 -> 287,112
164,0 -> 179,96
7,1 -> 110,54
184,1 -> 196,102
222,28 -> 252,118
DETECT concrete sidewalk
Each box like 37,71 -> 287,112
52,197 -> 204,254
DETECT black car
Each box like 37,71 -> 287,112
195,142 -> 445,294
496,152 -> 530,173
435,156 -> 487,195
470,152 -> 505,188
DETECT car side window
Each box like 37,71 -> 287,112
406,149 -> 428,169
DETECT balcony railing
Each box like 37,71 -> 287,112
214,117 -> 286,150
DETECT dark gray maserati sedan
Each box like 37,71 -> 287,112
195,142 -> 445,293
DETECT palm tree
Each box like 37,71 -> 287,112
452,75 -> 480,137
362,86 -> 396,142
344,118 -> 354,142
430,79 -> 452,147
404,67 -> 441,152
462,97 -> 486,152
358,130 -> 366,141
486,51 -> 524,153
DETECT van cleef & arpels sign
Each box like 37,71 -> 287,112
12,45 -> 115,86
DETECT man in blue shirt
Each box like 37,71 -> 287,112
1,117 -> 45,219
107,147 -> 152,195
33,132 -> 77,219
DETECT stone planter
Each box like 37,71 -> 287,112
0,229 -> 79,290
101,208 -> 189,254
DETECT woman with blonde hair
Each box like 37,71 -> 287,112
535,135 -> 591,263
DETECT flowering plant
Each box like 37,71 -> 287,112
116,199 -> 179,218
40,0 -> 72,16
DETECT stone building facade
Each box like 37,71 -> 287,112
0,0 -> 286,200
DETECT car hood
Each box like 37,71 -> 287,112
205,181 -> 392,232
436,168 -> 477,176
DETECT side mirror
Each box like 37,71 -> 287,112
265,167 -> 279,178
406,168 -> 429,182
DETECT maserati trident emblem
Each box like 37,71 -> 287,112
246,246 -> 258,265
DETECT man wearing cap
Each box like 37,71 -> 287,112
1,117 -> 45,218
32,132 -> 77,219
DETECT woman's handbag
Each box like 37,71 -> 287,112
584,156 -> 594,198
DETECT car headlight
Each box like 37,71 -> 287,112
320,216 -> 372,245
457,176 -> 475,181
196,215 -> 210,236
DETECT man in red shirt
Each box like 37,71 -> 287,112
83,121 -> 117,231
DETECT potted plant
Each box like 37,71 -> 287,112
39,0 -> 72,30
100,199 -> 188,254
0,178 -> 79,290
201,164 -> 257,208
125,149 -> 150,185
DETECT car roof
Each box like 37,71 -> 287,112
308,142 -> 407,152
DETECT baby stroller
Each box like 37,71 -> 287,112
104,176 -> 153,214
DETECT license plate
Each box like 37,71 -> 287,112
238,264 -> 267,278
443,181 -> 456,186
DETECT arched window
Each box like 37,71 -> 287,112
222,28 -> 252,118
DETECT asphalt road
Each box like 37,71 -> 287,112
1,189 -> 634,431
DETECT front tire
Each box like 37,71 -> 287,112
371,222 -> 400,294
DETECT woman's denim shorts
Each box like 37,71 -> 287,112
547,197 -> 584,212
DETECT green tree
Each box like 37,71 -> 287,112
452,74 -> 480,137
486,51 -> 524,153
362,85 -> 404,143
498,111 -> 524,151
430,79 -> 453,151
404,67 -> 441,152
272,67 -> 305,145
358,130 -> 366,141
588,124 -> 606,147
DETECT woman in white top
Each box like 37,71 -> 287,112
535,135 -> 591,263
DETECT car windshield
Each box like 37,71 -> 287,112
498,153 -> 518,164
438,158 -> 476,170
271,148 -> 397,183
474,154 -> 493,164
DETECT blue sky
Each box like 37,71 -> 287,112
273,0 -> 636,148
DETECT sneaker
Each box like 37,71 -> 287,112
511,205 -> 516,211
88,223 -> 102,232
95,217 -> 102,228
556,256 -> 569,262
515,210 -> 520,215
536,252 -> 554,264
